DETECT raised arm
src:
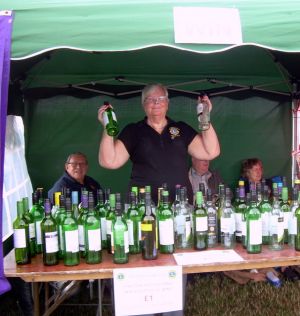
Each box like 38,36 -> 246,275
98,104 -> 130,169
188,95 -> 220,160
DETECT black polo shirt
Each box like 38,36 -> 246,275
118,117 -> 197,204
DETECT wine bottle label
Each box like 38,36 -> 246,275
288,216 -> 297,235
103,112 -> 109,126
261,213 -> 269,236
196,216 -> 208,232
270,215 -> 284,239
124,230 -> 129,253
78,225 -> 85,251
159,219 -> 174,245
88,228 -> 101,251
234,213 -> 242,237
241,219 -> 246,236
175,214 -> 185,234
106,220 -> 112,234
249,220 -> 262,245
138,222 -> 142,241
127,220 -> 134,245
35,220 -> 42,244
65,229 -> 79,252
13,228 -> 26,248
45,231 -> 59,253
283,211 -> 291,229
185,220 -> 191,240
100,218 -> 107,240
221,217 -> 234,234
141,223 -> 153,231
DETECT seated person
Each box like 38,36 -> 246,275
48,152 -> 102,203
188,158 -> 224,196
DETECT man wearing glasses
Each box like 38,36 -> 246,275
48,152 -> 102,203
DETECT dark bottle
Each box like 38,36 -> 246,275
62,197 -> 80,266
85,193 -> 102,264
41,199 -> 59,266
30,191 -> 44,254
141,192 -> 158,260
95,189 -> 108,250
78,191 -> 89,258
113,194 -> 129,264
13,201 -> 31,264
55,195 -> 67,259
193,191 -> 208,250
22,197 -> 36,257
106,193 -> 116,254
103,102 -> 119,137
126,191 -> 142,254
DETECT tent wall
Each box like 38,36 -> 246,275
23,91 -> 292,197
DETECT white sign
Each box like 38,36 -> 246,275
173,7 -> 243,44
113,266 -> 183,316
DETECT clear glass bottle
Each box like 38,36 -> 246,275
193,191 -> 208,250
206,189 -> 218,248
41,199 -> 59,266
280,187 -> 290,243
30,191 -> 44,254
62,197 -> 80,266
51,192 -> 61,217
288,188 -> 298,248
260,185 -> 272,245
172,184 -> 181,213
95,189 -> 107,250
196,94 -> 210,131
22,197 -> 36,257
103,102 -> 119,137
13,201 -> 31,265
77,191 -> 89,258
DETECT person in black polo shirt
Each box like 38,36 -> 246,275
97,83 -> 220,204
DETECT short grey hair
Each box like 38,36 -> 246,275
66,152 -> 88,164
141,84 -> 169,104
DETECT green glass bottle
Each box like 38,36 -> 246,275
85,192 -> 102,264
126,191 -> 142,254
206,189 -> 218,248
55,195 -> 67,259
235,181 -> 247,243
30,191 -> 44,254
71,191 -> 79,219
103,103 -> 119,136
281,187 -> 290,243
22,197 -> 36,257
260,185 -> 272,245
295,195 -> 300,251
113,193 -> 129,264
220,188 -> 235,249
106,193 -> 116,254
141,192 -> 158,260
62,197 -> 80,266
158,191 -> 174,254
95,189 -> 108,250
193,191 -> 208,250
138,188 -> 146,217
288,188 -> 298,247
13,201 -> 31,264
41,199 -> 59,266
217,184 -> 225,243
242,193 -> 251,248
246,190 -> 262,254
78,191 -> 89,258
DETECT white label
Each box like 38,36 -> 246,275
289,215 -> 297,235
124,230 -> 129,253
185,219 -> 191,240
221,217 -> 235,234
261,213 -> 269,236
78,225 -> 85,251
29,223 -> 35,239
65,230 -> 79,252
235,213 -> 242,237
159,219 -> 174,245
106,220 -> 112,234
196,217 -> 208,232
249,220 -> 262,245
88,228 -> 101,251
270,215 -> 284,239
241,220 -> 246,236
103,112 -> 109,126
283,211 -> 291,229
45,231 -> 59,253
13,228 -> 26,248
175,214 -> 185,234
35,220 -> 42,245
100,218 -> 107,240
127,220 -> 134,245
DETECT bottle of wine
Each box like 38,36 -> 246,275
235,181 -> 246,243
281,187 -> 290,243
138,187 -> 146,217
13,201 -> 31,264
103,102 -> 119,136
95,189 -> 107,250
51,192 -> 61,217
217,184 -> 225,243
193,191 -> 208,250
22,197 -> 36,257
30,191 -> 44,254
259,185 -> 272,245
126,191 -> 142,254
288,188 -> 298,248
78,191 -> 89,258
113,193 -> 129,264
206,189 -> 218,248
106,193 -> 116,254
62,197 -> 80,266
196,94 -> 210,131
41,199 -> 59,266
158,190 -> 174,254
55,195 -> 67,259
246,190 -> 262,254
85,192 -> 102,264
71,191 -> 79,219
141,192 -> 158,260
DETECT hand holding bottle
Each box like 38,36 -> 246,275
197,93 -> 212,131
98,101 -> 119,136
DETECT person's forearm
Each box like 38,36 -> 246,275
199,124 -> 220,159
98,130 -> 118,169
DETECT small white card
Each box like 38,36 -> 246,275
113,266 -> 182,316
173,250 -> 244,266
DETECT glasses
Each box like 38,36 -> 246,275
144,96 -> 168,104
67,162 -> 87,167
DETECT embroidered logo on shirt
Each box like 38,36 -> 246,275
169,127 -> 180,139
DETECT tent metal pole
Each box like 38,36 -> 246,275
72,85 -> 115,96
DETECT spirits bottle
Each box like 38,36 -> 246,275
196,94 -> 210,131
30,191 -> 44,254
235,181 -> 247,243
56,195 -> 67,259
269,188 -> 284,251
141,192 -> 158,260
71,191 -> 79,219
103,102 -> 119,136
13,201 -> 31,264
158,190 -> 174,254
126,191 -> 142,254
206,189 -> 218,248
113,194 -> 129,264
289,188 -> 298,248
246,190 -> 262,254
22,197 -> 36,257
95,189 -> 107,250
174,187 -> 192,249
106,193 -> 116,254
41,199 -> 59,266
85,193 -> 102,264
220,188 -> 236,249
193,191 -> 208,250
78,191 -> 89,258
62,197 -> 80,266
260,185 -> 272,245
280,187 -> 290,243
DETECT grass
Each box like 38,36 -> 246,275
1,273 -> 300,315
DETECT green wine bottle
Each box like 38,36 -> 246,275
235,181 -> 246,243
289,188 -> 298,247
113,193 -> 129,264
281,187 -> 290,243
84,192 -> 102,264
62,197 -> 80,266
30,191 -> 44,254
103,102 -> 119,137
141,192 -> 158,260
260,185 -> 272,245
22,197 -> 36,257
71,191 -> 79,219
138,188 -> 146,217
13,201 -> 31,264
106,193 -> 116,254
193,191 -> 208,250
41,199 -> 59,266
157,190 -> 174,254
78,191 -> 89,258
95,189 -> 108,250
295,195 -> 300,251
55,195 -> 67,259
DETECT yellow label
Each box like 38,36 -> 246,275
141,223 -> 152,232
